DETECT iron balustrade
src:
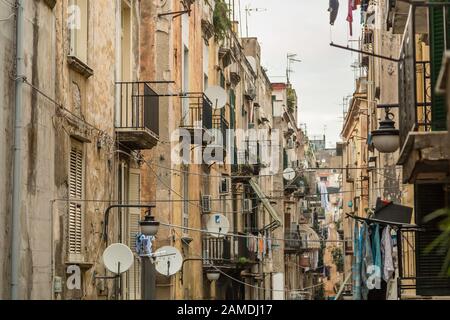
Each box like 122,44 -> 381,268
116,81 -> 159,136
202,236 -> 232,266
202,234 -> 257,266
179,93 -> 213,130
398,228 -> 450,298
212,114 -> 229,149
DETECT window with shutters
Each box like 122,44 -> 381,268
429,1 -> 450,131
68,139 -> 85,262
126,169 -> 141,300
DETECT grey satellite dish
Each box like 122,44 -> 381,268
283,167 -> 296,181
103,243 -> 134,274
154,246 -> 183,277
206,214 -> 230,238
205,86 -> 227,109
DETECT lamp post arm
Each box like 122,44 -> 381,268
103,204 -> 156,244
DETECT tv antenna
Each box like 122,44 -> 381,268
287,53 -> 302,84
244,5 -> 267,37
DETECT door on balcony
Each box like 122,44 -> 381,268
415,183 -> 450,296
120,0 -> 132,128
182,46 -> 190,127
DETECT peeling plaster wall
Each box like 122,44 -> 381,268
1,0 -> 118,300
0,0 -> 16,300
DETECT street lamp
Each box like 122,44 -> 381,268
138,209 -> 159,301
139,212 -> 160,236
206,272 -> 220,281
371,107 -> 400,153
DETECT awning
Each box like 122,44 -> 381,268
249,178 -> 282,228
298,224 -> 321,250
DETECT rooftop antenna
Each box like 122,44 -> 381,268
244,5 -> 267,37
287,53 -> 302,84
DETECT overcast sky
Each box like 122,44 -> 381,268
236,0 -> 362,148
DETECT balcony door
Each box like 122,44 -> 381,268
415,183 -> 450,296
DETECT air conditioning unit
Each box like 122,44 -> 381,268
219,178 -> 230,194
243,199 -> 252,213
201,195 -> 212,213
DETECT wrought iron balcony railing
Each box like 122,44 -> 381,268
116,81 -> 159,150
179,93 -> 213,131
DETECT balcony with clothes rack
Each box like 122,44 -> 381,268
179,93 -> 213,145
115,81 -> 160,150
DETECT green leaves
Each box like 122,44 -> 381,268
424,208 -> 450,276
213,0 -> 232,41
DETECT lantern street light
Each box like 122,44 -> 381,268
371,106 -> 400,153
139,211 -> 160,236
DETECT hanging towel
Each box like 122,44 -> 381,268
347,0 -> 354,36
328,0 -> 339,25
381,226 -> 395,282
361,223 -> 373,300
319,182 -> 330,212
352,222 -> 362,300
371,224 -> 382,289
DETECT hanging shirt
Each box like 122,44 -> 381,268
381,226 -> 395,282
329,0 -> 339,25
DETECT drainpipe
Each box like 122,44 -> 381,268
11,0 -> 24,300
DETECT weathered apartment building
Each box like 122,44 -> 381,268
0,0 -> 315,300
340,0 -> 450,299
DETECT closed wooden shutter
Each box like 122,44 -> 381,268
429,0 -> 449,131
68,140 -> 84,261
127,170 -> 141,300
415,183 -> 450,296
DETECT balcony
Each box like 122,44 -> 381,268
202,235 -> 257,268
285,225 -> 321,253
179,93 -> 213,144
284,229 -> 303,253
398,59 -> 449,182
385,0 -> 427,34
116,82 -> 159,150
209,113 -> 229,154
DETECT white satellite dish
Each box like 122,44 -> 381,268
283,167 -> 296,181
206,214 -> 230,238
154,246 -> 183,277
205,86 -> 227,109
102,243 -> 134,274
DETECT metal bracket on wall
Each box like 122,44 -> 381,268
330,43 -> 402,63
158,10 -> 191,19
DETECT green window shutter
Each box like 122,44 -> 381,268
429,0 -> 449,131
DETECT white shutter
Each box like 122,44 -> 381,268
68,141 -> 84,261
127,170 -> 141,300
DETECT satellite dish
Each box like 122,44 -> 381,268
154,246 -> 183,277
205,86 -> 227,109
103,243 -> 134,274
283,168 -> 296,181
206,214 -> 230,238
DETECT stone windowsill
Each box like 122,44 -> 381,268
67,55 -> 94,79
